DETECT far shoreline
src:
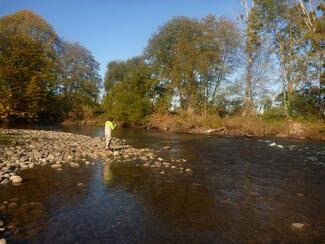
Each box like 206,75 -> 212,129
1,117 -> 325,142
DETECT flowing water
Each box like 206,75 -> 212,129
0,125 -> 325,243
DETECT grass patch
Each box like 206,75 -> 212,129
149,112 -> 223,132
149,112 -> 325,140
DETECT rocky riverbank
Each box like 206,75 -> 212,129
0,129 -> 192,185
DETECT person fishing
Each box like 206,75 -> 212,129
105,117 -> 117,149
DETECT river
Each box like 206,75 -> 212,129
0,125 -> 325,243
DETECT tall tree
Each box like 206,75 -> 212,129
0,10 -> 59,120
240,0 -> 264,116
58,41 -> 101,120
103,57 -> 157,124
298,0 -> 325,118
146,16 -> 240,114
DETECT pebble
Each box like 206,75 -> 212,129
70,162 -> 80,168
0,238 -> 6,244
162,146 -> 171,150
10,175 -> 23,184
9,197 -> 19,202
0,179 -> 10,185
51,164 -> 62,169
0,129 -> 192,185
8,202 -> 18,209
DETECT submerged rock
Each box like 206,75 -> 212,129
162,146 -> 171,150
291,223 -> 304,229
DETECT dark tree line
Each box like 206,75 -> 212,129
104,0 -> 324,125
0,10 -> 101,122
1,2 -> 324,126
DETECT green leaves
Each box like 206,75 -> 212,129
145,16 -> 240,113
0,10 -> 59,120
103,57 -> 157,124
58,41 -> 101,120
0,10 -> 102,122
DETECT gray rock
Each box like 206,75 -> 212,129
163,162 -> 170,167
19,156 -> 27,162
20,164 -> 29,169
162,146 -> 171,150
70,162 -> 80,168
47,154 -> 55,161
51,164 -> 62,169
0,179 -> 10,185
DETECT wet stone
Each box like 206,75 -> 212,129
70,162 -> 80,168
10,175 -> 23,184
8,202 -> 18,209
9,197 -> 19,202
29,209 -> 44,215
0,179 -> 10,185
291,223 -> 305,229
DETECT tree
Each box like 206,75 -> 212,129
0,10 -> 59,120
297,0 -> 325,118
103,57 -> 157,124
145,15 -> 240,115
240,0 -> 265,116
58,41 -> 101,120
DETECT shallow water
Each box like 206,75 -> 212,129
1,125 -> 325,243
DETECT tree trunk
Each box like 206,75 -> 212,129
243,45 -> 253,116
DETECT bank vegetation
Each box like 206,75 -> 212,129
0,1 -> 324,140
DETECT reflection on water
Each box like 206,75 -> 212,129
103,163 -> 113,186
0,125 -> 325,243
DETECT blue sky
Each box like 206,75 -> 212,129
0,0 -> 243,79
